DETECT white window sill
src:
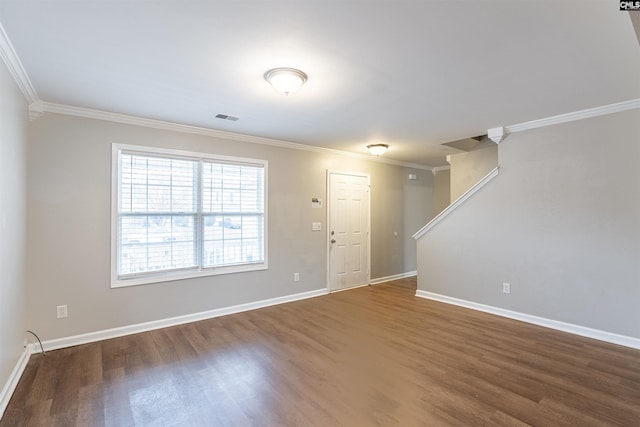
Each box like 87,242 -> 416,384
111,262 -> 268,288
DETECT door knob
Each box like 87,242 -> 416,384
331,239 -> 336,244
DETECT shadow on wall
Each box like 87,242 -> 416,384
433,137 -> 499,214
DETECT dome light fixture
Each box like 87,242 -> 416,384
264,67 -> 308,96
367,144 -> 389,156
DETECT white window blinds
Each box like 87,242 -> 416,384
113,146 -> 266,286
201,162 -> 265,268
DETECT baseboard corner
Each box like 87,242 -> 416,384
370,271 -> 417,285
0,347 -> 31,420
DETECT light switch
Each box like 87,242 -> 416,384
312,222 -> 321,231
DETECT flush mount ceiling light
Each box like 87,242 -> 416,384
264,67 -> 308,96
367,144 -> 389,156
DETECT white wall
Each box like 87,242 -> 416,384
0,56 -> 27,399
417,109 -> 640,338
26,113 -> 434,341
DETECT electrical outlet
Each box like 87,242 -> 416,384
502,283 -> 511,294
56,305 -> 68,319
294,273 -> 300,282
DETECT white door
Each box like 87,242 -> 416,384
328,171 -> 370,291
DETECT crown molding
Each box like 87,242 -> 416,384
431,165 -> 450,176
506,98 -> 640,134
0,21 -> 38,103
487,126 -> 506,144
38,101 -> 433,171
30,97 -> 640,171
28,100 -> 45,120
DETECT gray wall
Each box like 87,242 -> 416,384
0,59 -> 27,395
433,169 -> 450,214
403,169 -> 434,272
417,109 -> 640,338
449,144 -> 498,201
26,113 -> 434,340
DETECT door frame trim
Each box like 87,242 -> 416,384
326,170 -> 371,292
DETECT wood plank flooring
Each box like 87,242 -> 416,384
2,278 -> 639,426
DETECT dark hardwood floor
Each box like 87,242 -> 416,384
2,278 -> 639,426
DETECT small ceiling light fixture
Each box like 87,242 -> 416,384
367,144 -> 389,156
264,67 -> 308,96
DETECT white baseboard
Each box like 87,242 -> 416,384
415,290 -> 640,350
370,271 -> 417,285
0,348 -> 31,420
329,283 -> 369,293
37,288 -> 328,352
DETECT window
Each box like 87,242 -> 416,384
111,144 -> 267,287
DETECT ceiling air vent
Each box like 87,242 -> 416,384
215,114 -> 239,121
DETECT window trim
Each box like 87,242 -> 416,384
111,143 -> 268,288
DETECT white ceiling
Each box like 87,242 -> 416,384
1,1 -> 639,167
